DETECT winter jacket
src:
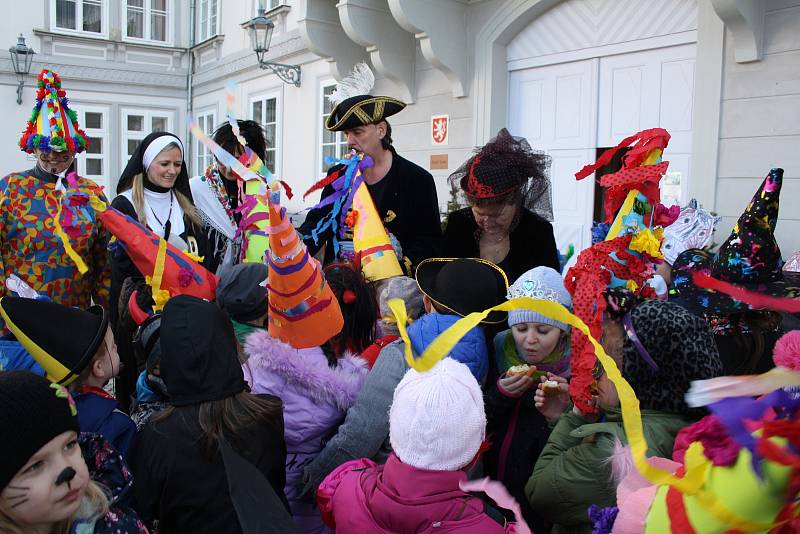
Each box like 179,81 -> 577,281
74,432 -> 147,533
484,379 -> 552,533
73,387 -> 137,459
243,330 -> 368,533
129,400 -> 288,534
526,406 -> 690,534
301,315 -> 489,496
318,453 -> 516,533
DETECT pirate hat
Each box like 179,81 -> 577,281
0,297 -> 108,385
325,63 -> 405,132
415,258 -> 508,325
267,190 -> 343,348
673,168 -> 800,314
19,69 -> 88,154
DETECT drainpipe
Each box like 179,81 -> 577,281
187,0 -> 197,169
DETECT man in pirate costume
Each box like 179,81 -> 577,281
0,69 -> 111,310
299,63 -> 442,269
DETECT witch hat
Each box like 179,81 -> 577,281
266,190 -> 343,348
350,182 -> 403,281
19,69 -> 88,154
673,168 -> 800,314
0,297 -> 107,385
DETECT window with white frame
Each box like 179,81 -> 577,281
251,92 -> 281,176
121,109 -> 175,171
198,0 -> 219,42
53,0 -> 105,35
255,0 -> 284,13
320,83 -> 348,174
73,105 -> 110,193
194,110 -> 216,175
125,0 -> 169,43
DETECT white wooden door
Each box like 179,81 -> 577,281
597,44 -> 696,206
508,59 -> 598,269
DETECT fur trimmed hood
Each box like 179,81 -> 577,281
244,330 -> 368,412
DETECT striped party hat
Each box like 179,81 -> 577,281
19,69 -> 88,154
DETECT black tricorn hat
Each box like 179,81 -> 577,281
415,258 -> 509,325
0,297 -> 108,385
325,94 -> 406,132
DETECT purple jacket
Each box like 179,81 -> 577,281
243,331 -> 368,533
318,454 -> 519,533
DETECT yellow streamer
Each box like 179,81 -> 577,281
146,239 -> 170,312
53,197 -> 89,275
388,297 -> 775,532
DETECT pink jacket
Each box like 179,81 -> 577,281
318,454 -> 519,533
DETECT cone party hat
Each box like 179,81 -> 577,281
267,191 -> 343,348
350,181 -> 403,281
19,69 -> 88,154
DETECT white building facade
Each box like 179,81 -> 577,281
1,0 -> 799,256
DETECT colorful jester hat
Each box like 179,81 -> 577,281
267,190 -> 343,348
591,383 -> 800,534
89,195 -> 217,311
19,69 -> 88,154
566,128 -> 673,413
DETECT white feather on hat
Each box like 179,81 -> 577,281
328,62 -> 375,106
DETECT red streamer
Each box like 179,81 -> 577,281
692,272 -> 800,313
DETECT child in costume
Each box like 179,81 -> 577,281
526,299 -> 723,534
1,69 -> 111,310
0,371 -> 146,533
243,208 -> 368,533
129,310 -> 169,431
0,297 -> 136,458
129,295 -> 288,533
486,266 -> 572,531
359,276 -> 425,369
318,358 -> 524,533
216,262 -> 269,353
301,257 -> 508,498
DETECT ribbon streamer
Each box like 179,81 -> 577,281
53,195 -> 88,274
692,272 -> 800,313
146,239 -> 170,312
459,478 -> 531,534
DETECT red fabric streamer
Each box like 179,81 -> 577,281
574,128 -> 670,180
692,273 -> 800,313
666,483 -> 697,534
278,180 -> 294,200
303,167 -> 344,200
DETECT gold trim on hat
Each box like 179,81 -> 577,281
325,96 -> 407,131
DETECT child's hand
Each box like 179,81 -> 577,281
498,372 -> 536,398
534,373 -> 570,423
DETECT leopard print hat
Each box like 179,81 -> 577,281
622,300 -> 723,417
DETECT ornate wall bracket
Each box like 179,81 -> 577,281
710,0 -> 765,63
297,0 -> 369,80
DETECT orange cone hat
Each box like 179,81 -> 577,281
351,182 -> 403,281
267,191 -> 343,348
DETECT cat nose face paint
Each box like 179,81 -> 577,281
55,466 -> 76,486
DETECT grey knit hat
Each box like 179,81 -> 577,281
506,266 -> 571,331
379,276 -> 424,322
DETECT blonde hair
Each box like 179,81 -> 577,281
131,172 -> 201,227
0,480 -> 109,534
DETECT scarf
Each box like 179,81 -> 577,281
495,329 -> 570,379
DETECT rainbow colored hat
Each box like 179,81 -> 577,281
19,69 -> 88,154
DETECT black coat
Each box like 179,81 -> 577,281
299,150 -> 442,268
129,401 -> 288,534
443,207 -> 560,283
484,384 -> 552,533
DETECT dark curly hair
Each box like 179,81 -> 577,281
212,119 -> 267,162
322,263 -> 378,365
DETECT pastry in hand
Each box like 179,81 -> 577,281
506,364 -> 536,378
543,380 -> 561,396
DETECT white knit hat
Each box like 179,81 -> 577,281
506,266 -> 571,330
389,358 -> 486,471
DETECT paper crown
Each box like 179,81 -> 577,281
350,181 -> 403,281
0,297 -> 107,385
95,201 -> 217,311
267,191 -> 343,348
566,128 -> 672,413
19,69 -> 88,154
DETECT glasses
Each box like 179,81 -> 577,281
40,151 -> 74,162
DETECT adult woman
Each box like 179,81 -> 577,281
444,128 -> 560,282
111,131 -> 209,409
129,295 -> 289,533
189,120 -> 268,273
525,299 -> 723,534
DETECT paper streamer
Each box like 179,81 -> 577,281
692,272 -> 800,313
686,367 -> 800,408
388,297 -> 777,531
225,81 -> 247,147
188,117 -> 261,182
459,478 -> 531,534
53,195 -> 89,274
146,239 -> 170,312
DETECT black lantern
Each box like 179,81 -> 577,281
9,35 -> 35,105
242,10 -> 301,87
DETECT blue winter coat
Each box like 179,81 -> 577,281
408,313 -> 488,382
74,390 -> 137,459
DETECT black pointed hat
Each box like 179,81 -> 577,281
0,297 -> 108,385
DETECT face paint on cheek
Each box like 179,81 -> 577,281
4,485 -> 31,509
